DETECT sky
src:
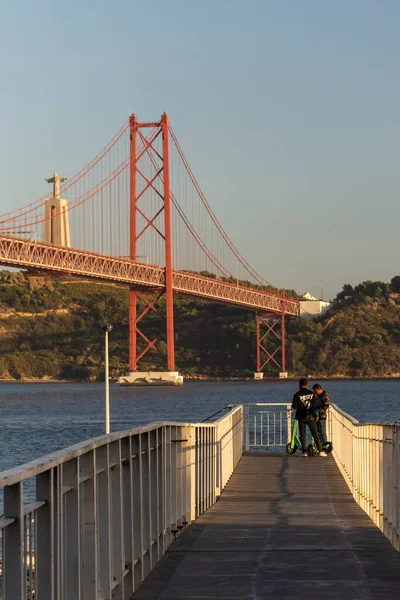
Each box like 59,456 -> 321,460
1,0 -> 400,300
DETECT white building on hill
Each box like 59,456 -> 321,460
302,292 -> 318,301
300,292 -> 331,318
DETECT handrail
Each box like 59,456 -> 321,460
0,406 -> 243,489
328,402 -> 360,425
201,405 -> 230,422
242,403 -> 292,450
0,405 -> 244,598
328,404 -> 400,551
331,402 -> 400,428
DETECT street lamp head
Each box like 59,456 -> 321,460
103,324 -> 114,333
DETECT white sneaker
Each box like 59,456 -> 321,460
302,452 -> 308,457
319,451 -> 328,457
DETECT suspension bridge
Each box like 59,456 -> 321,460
0,115 -> 399,598
0,113 -> 299,377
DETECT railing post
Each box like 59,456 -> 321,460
244,404 -> 249,452
97,445 -> 112,598
286,405 -> 292,444
171,425 -> 178,535
156,428 -> 163,559
182,426 -> 188,520
140,432 -> 151,579
121,436 -> 134,596
3,482 -> 25,598
394,423 -> 400,550
111,439 -> 124,595
189,426 -> 197,521
379,424 -> 384,531
149,428 -> 160,565
36,469 -> 55,598
131,433 -> 144,588
212,425 -> 217,503
387,425 -> 393,542
80,450 -> 99,599
208,426 -> 213,508
164,426 -> 172,546
63,458 -> 82,599
199,427 -> 204,514
374,424 -> 379,526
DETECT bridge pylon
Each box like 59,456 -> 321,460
128,113 -> 175,373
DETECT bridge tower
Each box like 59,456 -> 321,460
44,173 -> 71,247
126,113 -> 178,380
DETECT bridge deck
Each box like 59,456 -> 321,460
132,453 -> 400,599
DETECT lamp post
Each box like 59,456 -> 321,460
103,324 -> 113,434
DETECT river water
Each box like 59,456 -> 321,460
0,379 -> 399,473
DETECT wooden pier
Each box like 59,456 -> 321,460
132,453 -> 400,599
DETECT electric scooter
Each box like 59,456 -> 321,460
286,417 -> 302,454
286,417 -> 333,455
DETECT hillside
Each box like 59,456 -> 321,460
0,271 -> 400,380
288,279 -> 400,378
0,270 -> 260,380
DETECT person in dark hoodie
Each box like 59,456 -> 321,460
292,378 -> 327,457
312,383 -> 330,445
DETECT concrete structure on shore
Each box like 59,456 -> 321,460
254,371 -> 288,380
119,371 -> 183,386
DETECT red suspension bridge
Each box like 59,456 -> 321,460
0,114 -> 299,375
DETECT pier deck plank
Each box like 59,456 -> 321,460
132,453 -> 400,599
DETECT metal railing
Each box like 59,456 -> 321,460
244,403 -> 400,551
243,403 -> 292,451
328,404 -> 400,551
0,405 -> 243,599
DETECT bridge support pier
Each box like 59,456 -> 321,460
256,304 -> 286,376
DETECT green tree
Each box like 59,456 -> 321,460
390,276 -> 400,293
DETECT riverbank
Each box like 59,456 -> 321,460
2,374 -> 400,384
0,377 -> 76,384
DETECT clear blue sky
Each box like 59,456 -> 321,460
1,0 -> 399,300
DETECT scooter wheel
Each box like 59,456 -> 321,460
322,441 -> 333,454
307,444 -> 315,456
286,443 -> 297,455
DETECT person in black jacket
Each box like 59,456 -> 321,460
312,383 -> 330,445
292,378 -> 327,457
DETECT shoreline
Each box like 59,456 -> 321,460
0,378 -> 80,384
184,376 -> 400,382
1,375 -> 400,384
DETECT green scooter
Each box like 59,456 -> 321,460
286,417 -> 333,455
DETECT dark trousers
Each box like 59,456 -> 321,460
298,419 -> 322,452
317,419 -> 327,444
